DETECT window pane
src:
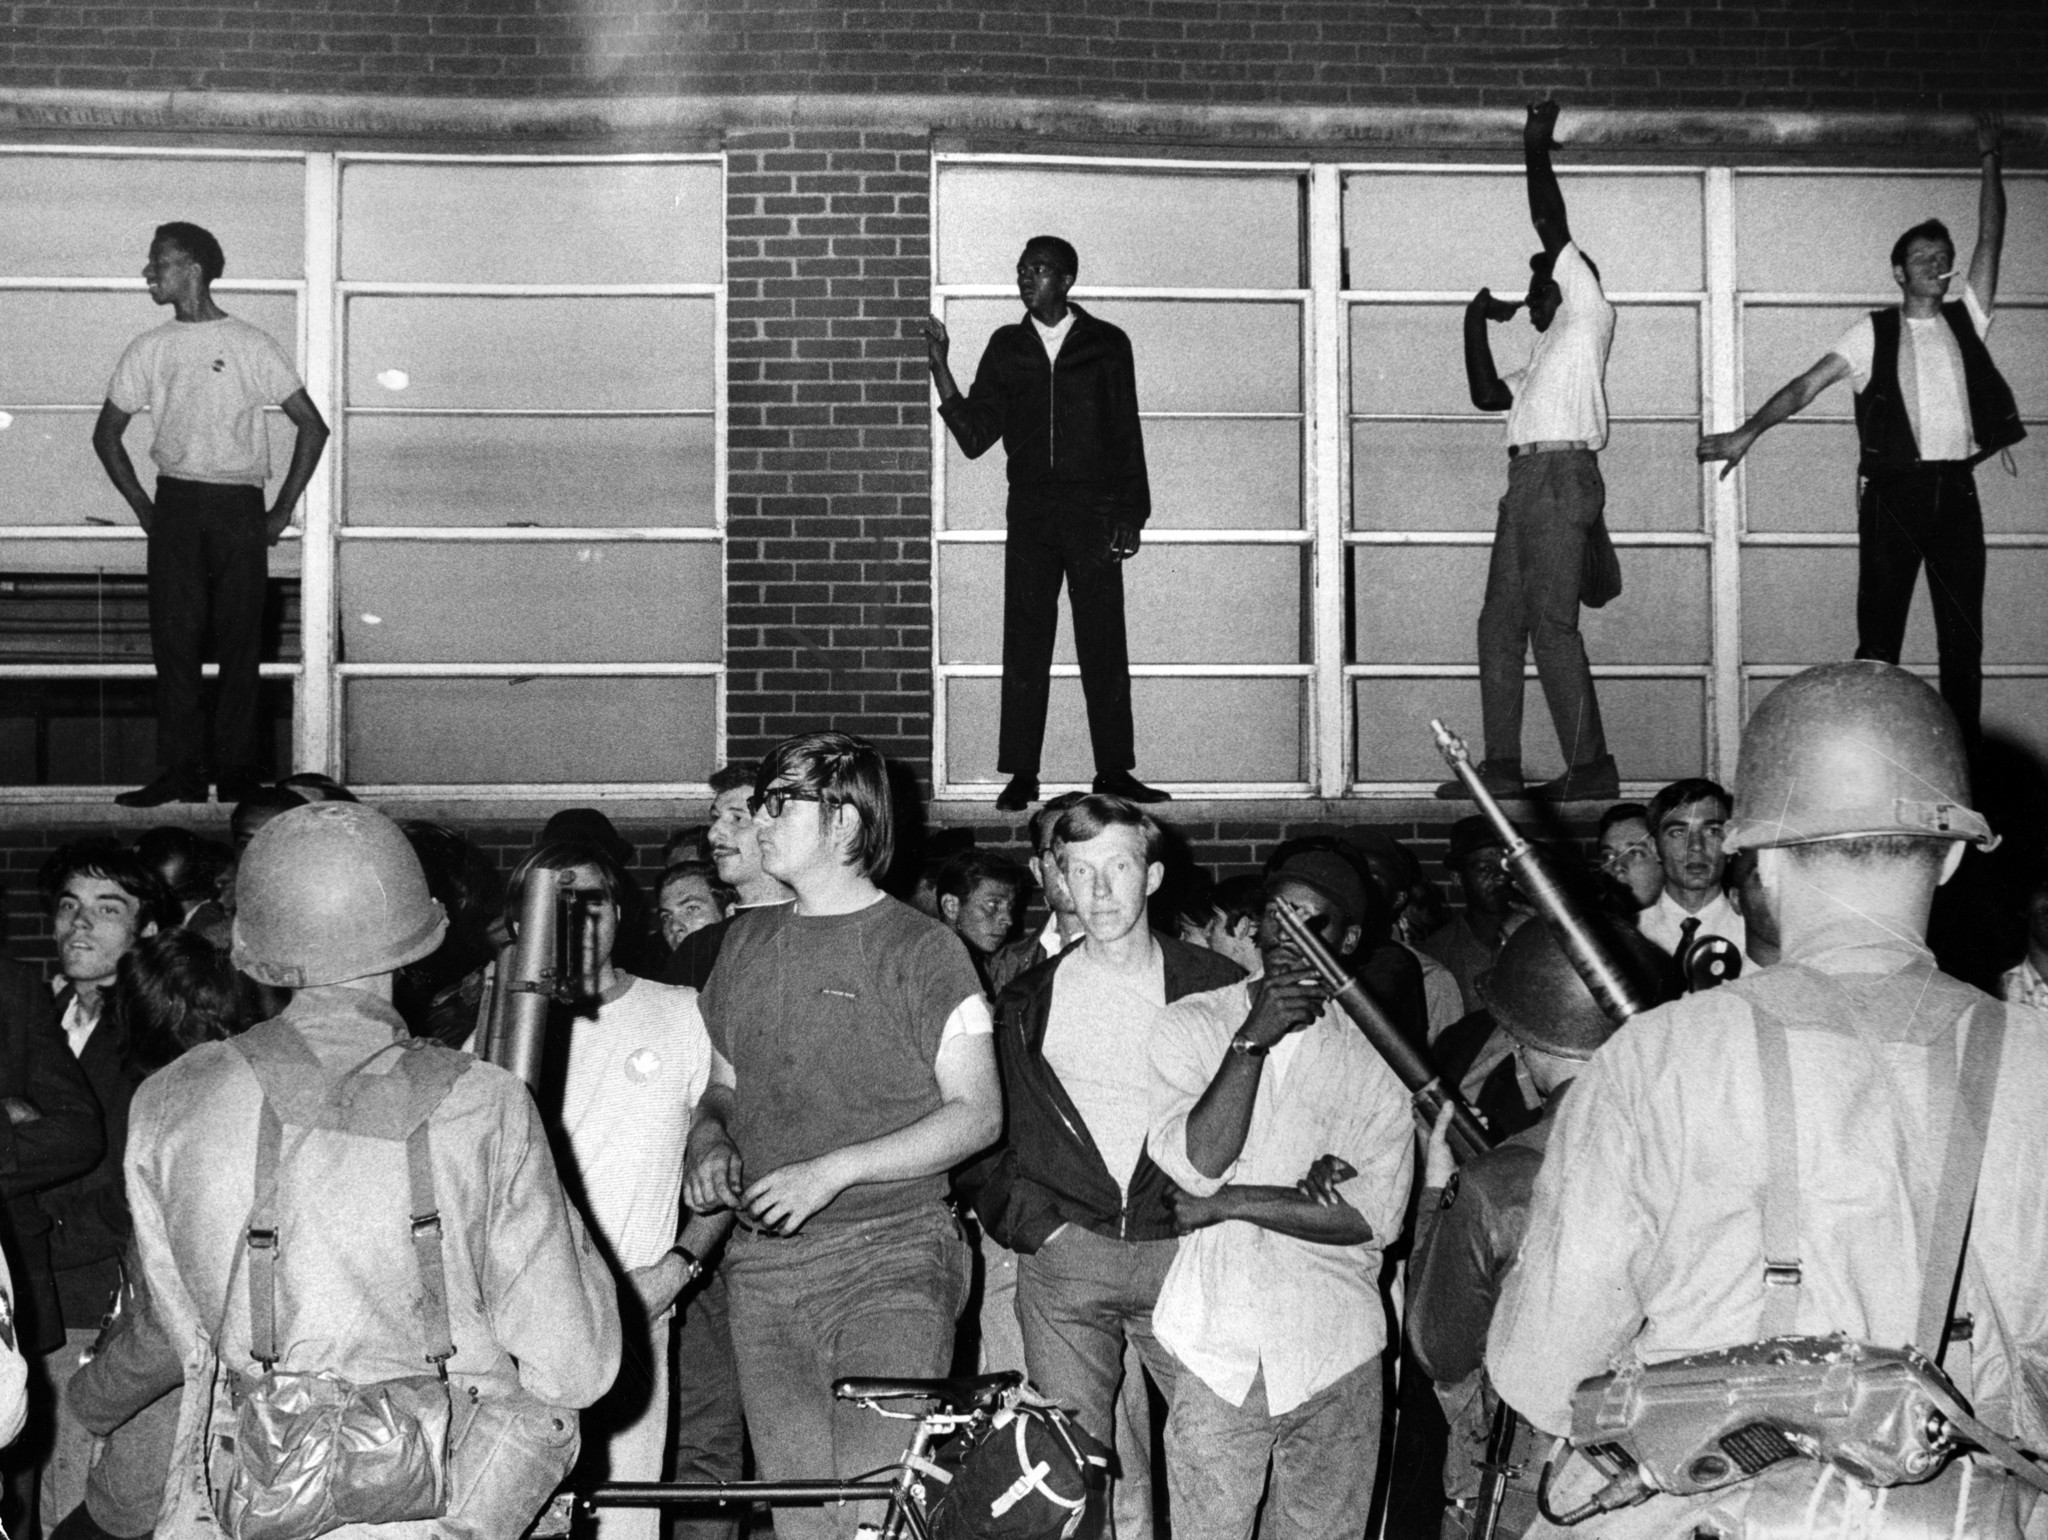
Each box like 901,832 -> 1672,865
1344,172 -> 1704,294
339,541 -> 721,663
945,417 -> 1300,532
1741,421 -> 1860,534
1743,546 -> 2048,667
345,676 -> 715,784
0,156 -> 304,279
0,677 -> 292,787
947,676 -> 1303,784
0,291 -> 298,405
1351,302 -> 1697,416
1352,420 -> 1701,533
0,565 -> 299,664
939,543 -> 1302,666
1352,546 -> 1708,665
1354,676 -> 1704,784
1741,306 -> 1865,411
341,161 -> 721,284
345,415 -> 716,528
936,166 -> 1302,289
942,298 -> 1300,414
2,535 -> 302,580
345,296 -> 714,411
1735,174 -> 2048,296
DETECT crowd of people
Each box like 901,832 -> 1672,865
0,661 -> 2040,1540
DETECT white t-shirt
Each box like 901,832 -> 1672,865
1043,941 -> 1168,1197
105,315 -> 303,486
1503,243 -> 1616,450
558,977 -> 713,1271
1829,288 -> 1992,464
1032,310 -> 1076,364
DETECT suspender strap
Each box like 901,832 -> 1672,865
247,1100 -> 287,1368
1752,1008 -> 1805,1338
1916,1004 -> 2006,1364
406,1117 -> 456,1371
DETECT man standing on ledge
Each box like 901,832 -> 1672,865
94,221 -> 329,809
1698,114 -> 2018,754
924,237 -> 1168,811
1441,101 -> 1622,805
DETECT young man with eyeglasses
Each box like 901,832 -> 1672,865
682,732 -> 1002,1540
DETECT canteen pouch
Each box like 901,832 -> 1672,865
439,1378 -> 582,1540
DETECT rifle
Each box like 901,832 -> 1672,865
1267,902 -> 1494,1173
478,867 -> 575,1092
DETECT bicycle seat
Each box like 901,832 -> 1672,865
832,1371 -> 1022,1412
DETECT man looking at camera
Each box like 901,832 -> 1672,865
924,237 -> 1167,811
682,732 -> 1001,1540
1146,852 -> 1415,1540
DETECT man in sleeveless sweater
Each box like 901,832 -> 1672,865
1699,114 -> 2022,751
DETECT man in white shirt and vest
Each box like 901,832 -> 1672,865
1442,99 -> 1622,805
1632,777 -> 1749,967
93,221 -> 330,809
1699,113 -> 2021,753
1147,851 -> 1414,1540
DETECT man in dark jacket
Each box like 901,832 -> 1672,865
0,956 -> 105,1536
924,237 -> 1168,811
976,795 -> 1240,1540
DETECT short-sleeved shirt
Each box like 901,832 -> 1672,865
1503,243 -> 1616,450
701,895 -> 987,1227
1829,287 -> 1992,463
106,316 -> 302,487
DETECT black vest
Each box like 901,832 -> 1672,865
1852,303 -> 2025,473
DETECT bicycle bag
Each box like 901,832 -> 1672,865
927,1400 -> 1108,1540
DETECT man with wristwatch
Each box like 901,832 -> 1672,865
1145,851 -> 1415,1540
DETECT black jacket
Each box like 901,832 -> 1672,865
970,935 -> 1242,1252
0,959 -> 106,1352
938,303 -> 1151,526
1855,302 -> 2025,472
42,987 -> 140,1331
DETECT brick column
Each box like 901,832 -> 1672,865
724,128 -> 936,784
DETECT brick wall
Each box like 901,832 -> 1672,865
0,1 -> 2038,111
724,129 -> 936,775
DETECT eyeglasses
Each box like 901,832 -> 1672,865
747,787 -> 824,819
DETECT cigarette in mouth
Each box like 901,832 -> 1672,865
1936,269 -> 1958,281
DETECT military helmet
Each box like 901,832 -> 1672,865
231,802 -> 448,988
1483,917 -> 1672,1061
1722,661 -> 1995,854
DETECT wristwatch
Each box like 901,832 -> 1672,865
666,1244 -> 704,1285
1229,1032 -> 1269,1060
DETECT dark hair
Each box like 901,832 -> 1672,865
153,221 -> 225,283
40,839 -> 180,934
754,731 -> 895,880
1023,235 -> 1079,278
1212,873 -> 1268,927
1598,801 -> 1653,839
1891,219 -> 1954,273
1051,794 -> 1165,864
1647,778 -> 1732,833
134,826 -> 230,908
110,929 -> 256,1078
659,859 -> 734,908
508,838 -> 638,918
709,762 -> 761,798
936,849 -> 1026,904
1028,791 -> 1087,857
231,786 -> 305,847
663,825 -> 712,865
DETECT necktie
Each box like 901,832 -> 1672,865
1678,916 -> 1700,957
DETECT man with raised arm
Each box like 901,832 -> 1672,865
1440,100 -> 1622,805
94,222 -> 329,809
682,732 -> 1002,1540
923,237 -> 1168,812
1699,114 -> 2020,751
1146,852 -> 1414,1540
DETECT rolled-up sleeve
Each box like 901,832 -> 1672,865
1146,989 -> 1241,1198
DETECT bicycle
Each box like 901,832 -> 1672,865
580,1370 -> 1027,1540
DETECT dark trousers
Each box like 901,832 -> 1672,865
147,477 -> 268,776
1000,507 -> 1136,776
1475,449 -> 1609,770
1854,463 -> 1984,745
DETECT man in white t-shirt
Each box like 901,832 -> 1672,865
1699,113 -> 2021,751
93,222 -> 330,809
1443,100 -> 1621,806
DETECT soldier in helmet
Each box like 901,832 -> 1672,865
1488,661 -> 2048,1536
124,801 -> 621,1539
1407,919 -> 1672,1539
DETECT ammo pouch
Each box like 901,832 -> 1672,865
206,1031 -> 470,1540
1549,980 -> 2048,1530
